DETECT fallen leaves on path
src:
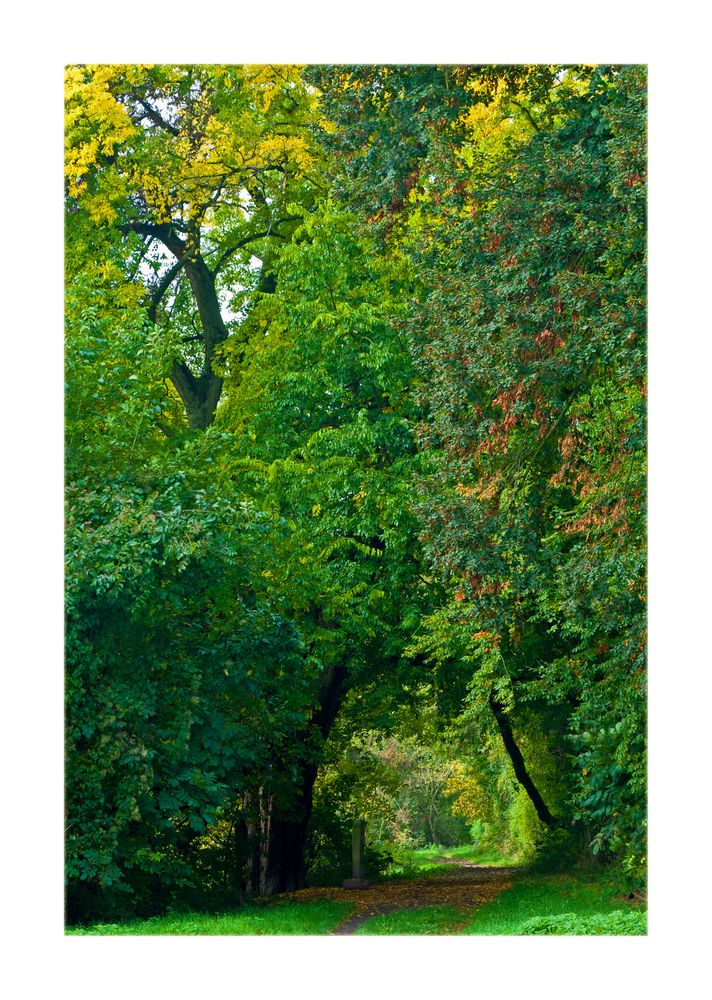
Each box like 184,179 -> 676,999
279,862 -> 516,925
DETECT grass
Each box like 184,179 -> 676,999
383,842 -> 516,879
66,851 -> 645,937
461,872 -> 646,936
355,905 -> 466,935
66,898 -> 355,936
419,843 -> 516,866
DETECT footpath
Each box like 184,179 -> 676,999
280,858 -> 517,936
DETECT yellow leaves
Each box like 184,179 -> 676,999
251,133 -> 314,175
133,168 -> 173,224
65,65 -> 137,196
83,193 -> 118,224
244,64 -> 302,112
98,260 -> 118,281
245,65 -> 278,112
445,766 -> 488,823
66,63 -> 317,232
455,479 -> 499,502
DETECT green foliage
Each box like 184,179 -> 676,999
65,451 -> 313,917
65,282 -> 320,919
318,63 -> 646,873
65,64 -> 647,924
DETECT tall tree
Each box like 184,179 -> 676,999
310,63 -> 647,871
65,64 -> 318,429
216,201 -> 433,892
65,67 -> 432,909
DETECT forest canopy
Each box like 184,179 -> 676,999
64,63 -> 646,923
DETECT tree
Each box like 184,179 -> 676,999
65,64 -> 648,923
65,281 -> 316,918
215,201 -> 435,892
65,68 -> 433,911
310,63 -> 647,872
65,64 -> 318,430
64,63 -> 326,912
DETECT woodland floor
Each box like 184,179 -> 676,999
67,853 -> 646,935
281,858 -> 516,935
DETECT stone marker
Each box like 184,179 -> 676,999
342,818 -> 372,889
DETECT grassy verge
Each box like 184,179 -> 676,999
66,898 -> 355,936
462,872 -> 646,936
355,905 -> 465,936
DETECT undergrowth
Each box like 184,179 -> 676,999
462,872 -> 645,935
66,899 -> 354,936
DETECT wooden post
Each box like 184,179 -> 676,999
342,818 -> 372,889
352,819 -> 365,880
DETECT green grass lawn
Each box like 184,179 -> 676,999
66,898 -> 355,936
355,905 -> 465,935
416,843 -> 517,866
462,872 -> 646,936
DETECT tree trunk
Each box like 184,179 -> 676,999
244,663 -> 350,895
127,222 -> 228,430
489,691 -> 559,828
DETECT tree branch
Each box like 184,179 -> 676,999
148,259 -> 185,322
509,99 -> 541,132
122,221 -> 187,260
489,691 -> 559,828
210,221 -> 298,276
135,98 -> 180,136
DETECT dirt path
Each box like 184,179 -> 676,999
329,904 -> 402,936
280,859 -> 518,936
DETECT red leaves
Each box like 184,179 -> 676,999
485,233 -> 504,252
535,328 -> 564,352
492,384 -> 525,411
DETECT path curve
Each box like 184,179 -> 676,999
280,860 -> 518,936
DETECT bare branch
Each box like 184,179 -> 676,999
147,259 -> 185,322
135,98 -> 180,136
210,217 -> 301,276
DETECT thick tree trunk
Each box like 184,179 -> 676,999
245,663 -> 349,895
127,222 -> 228,429
169,255 -> 227,429
489,691 -> 559,828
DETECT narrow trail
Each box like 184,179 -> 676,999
280,859 -> 518,936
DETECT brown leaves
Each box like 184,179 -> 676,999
279,863 -> 515,918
